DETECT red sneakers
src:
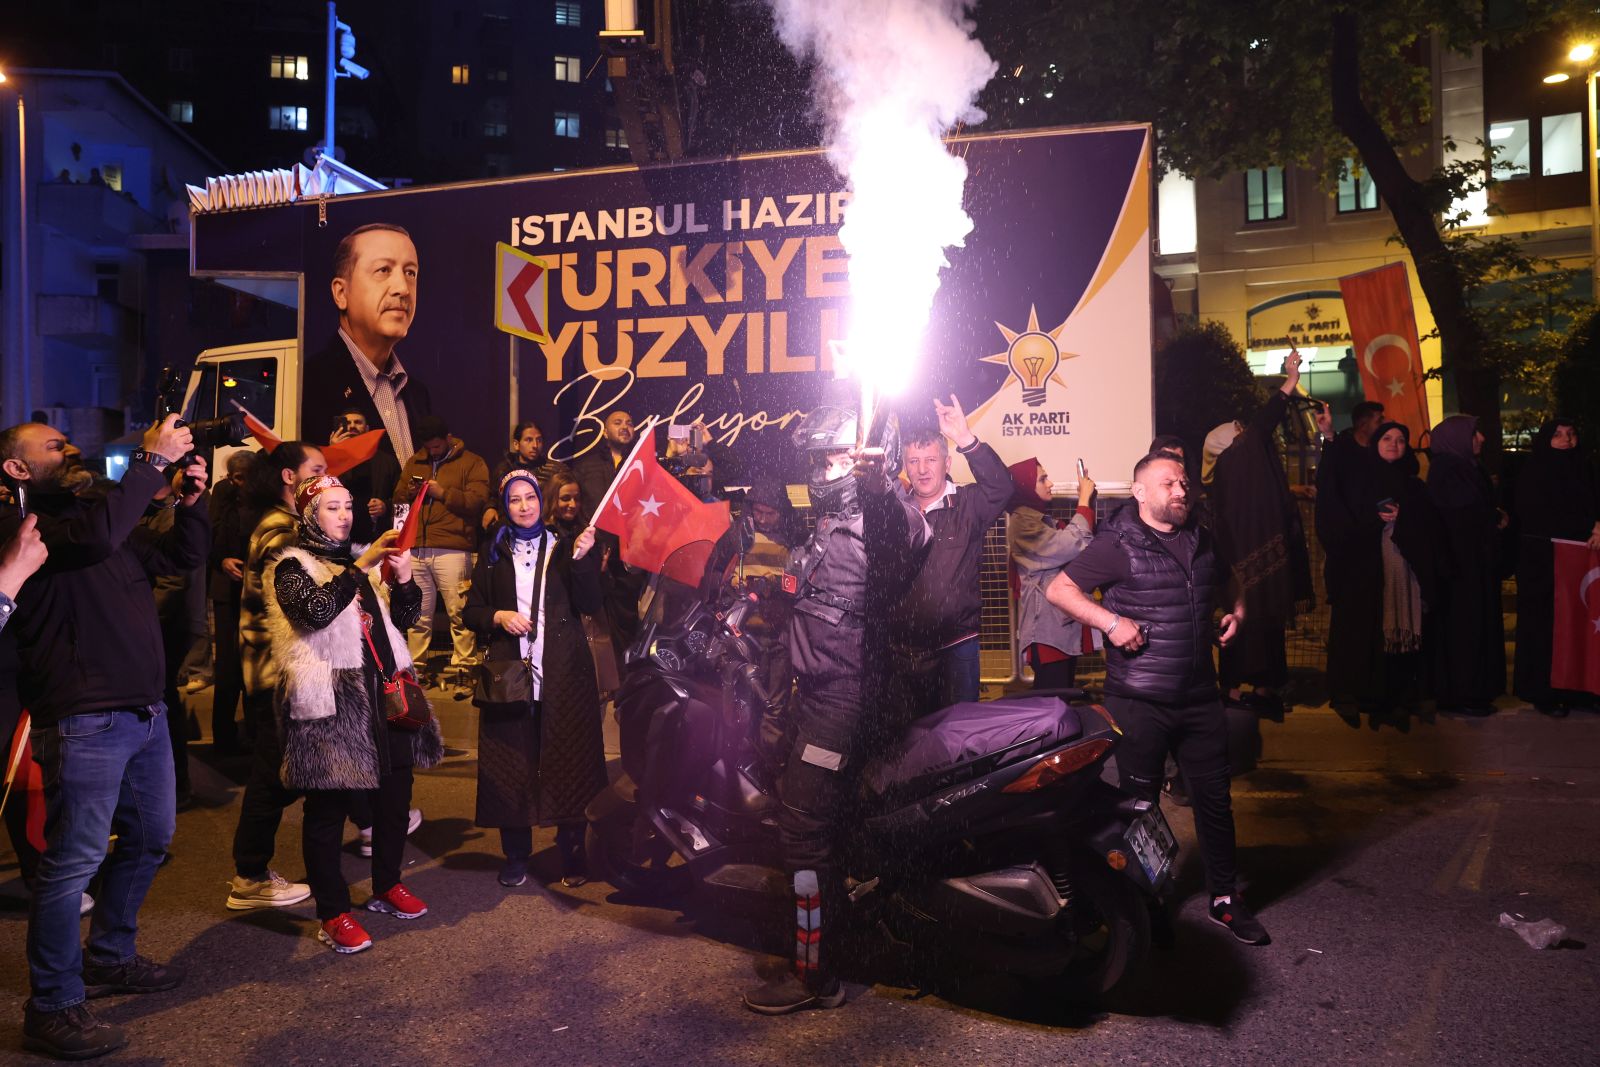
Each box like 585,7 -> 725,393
366,882 -> 429,920
317,913 -> 373,954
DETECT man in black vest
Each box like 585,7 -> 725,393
1046,450 -> 1269,945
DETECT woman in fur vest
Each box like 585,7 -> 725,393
463,469 -> 604,889
265,475 -> 443,954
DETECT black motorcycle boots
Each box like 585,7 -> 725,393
743,869 -> 847,1015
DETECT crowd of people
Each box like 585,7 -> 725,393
1,319 -> 1598,1049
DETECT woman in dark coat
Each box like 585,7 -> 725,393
1425,414 -> 1506,715
1363,422 -> 1444,720
1513,418 -> 1600,715
464,469 -> 605,888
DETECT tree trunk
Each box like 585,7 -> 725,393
1329,11 -> 1503,454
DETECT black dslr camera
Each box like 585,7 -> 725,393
156,366 -> 250,492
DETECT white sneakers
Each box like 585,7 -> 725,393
357,808 -> 423,857
225,870 -> 312,911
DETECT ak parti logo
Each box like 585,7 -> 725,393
982,304 -> 1078,408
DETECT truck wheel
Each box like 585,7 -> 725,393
1054,859 -> 1151,1001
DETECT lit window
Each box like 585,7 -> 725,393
1489,119 -> 1531,180
483,121 -> 508,138
555,55 -> 582,82
269,105 -> 309,132
1335,158 -> 1379,213
270,55 -> 310,80
555,111 -> 580,138
606,125 -> 629,149
168,100 -> 194,124
451,64 -> 471,85
1541,112 -> 1583,175
555,1 -> 581,27
1244,166 -> 1286,222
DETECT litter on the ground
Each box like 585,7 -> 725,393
1306,948 -> 1324,954
1498,912 -> 1567,949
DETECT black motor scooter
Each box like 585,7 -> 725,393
585,580 -> 1178,999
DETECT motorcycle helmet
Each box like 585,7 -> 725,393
792,404 -> 861,516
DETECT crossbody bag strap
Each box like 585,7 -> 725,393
357,602 -> 399,679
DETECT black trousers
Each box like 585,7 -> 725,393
776,674 -> 864,875
1027,646 -> 1078,691
303,766 -> 414,920
1106,693 -> 1238,898
211,595 -> 245,746
231,689 -> 301,879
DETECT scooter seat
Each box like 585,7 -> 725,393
861,696 -> 1082,799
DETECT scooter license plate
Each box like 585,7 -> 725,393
1127,808 -> 1177,887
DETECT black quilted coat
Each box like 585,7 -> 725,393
463,533 -> 606,826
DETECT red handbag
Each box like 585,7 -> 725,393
359,609 -> 432,733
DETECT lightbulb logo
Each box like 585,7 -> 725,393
982,305 -> 1076,407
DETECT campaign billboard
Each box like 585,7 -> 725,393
192,124 -> 1153,490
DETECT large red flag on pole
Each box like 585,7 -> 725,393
591,428 -> 731,588
1551,539 -> 1600,694
1339,262 -> 1433,442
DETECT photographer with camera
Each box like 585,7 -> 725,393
0,414 -> 209,1060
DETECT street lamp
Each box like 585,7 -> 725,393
1548,43 -> 1600,302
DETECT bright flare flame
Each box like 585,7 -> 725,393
766,1 -> 996,405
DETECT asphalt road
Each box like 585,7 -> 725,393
1,690 -> 1596,1067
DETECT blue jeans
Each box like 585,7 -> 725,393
940,636 -> 982,706
26,705 -> 176,1011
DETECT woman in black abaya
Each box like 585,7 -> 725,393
1512,418 -> 1600,715
1425,414 -> 1506,715
1364,423 -> 1443,720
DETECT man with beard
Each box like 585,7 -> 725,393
570,409 -> 645,650
570,409 -> 636,525
0,415 -> 209,1059
1045,450 -> 1269,946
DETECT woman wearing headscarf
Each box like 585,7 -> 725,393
1512,418 -> 1600,715
1203,352 -> 1315,715
1362,422 -> 1443,720
1008,458 -> 1099,689
264,476 -> 443,954
463,470 -> 605,889
1425,414 -> 1507,715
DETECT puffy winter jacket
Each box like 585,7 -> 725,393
1098,504 -> 1222,703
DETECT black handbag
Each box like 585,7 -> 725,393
475,655 -> 534,704
475,534 -> 546,705
359,609 -> 432,733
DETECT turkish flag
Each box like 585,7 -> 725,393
593,429 -> 732,587
3,711 -> 45,854
1339,263 -> 1433,443
1551,540 -> 1600,694
231,401 -> 283,453
323,429 -> 387,478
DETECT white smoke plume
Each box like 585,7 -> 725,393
765,0 -> 996,396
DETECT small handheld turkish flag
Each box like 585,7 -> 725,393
592,428 -> 731,587
1551,539 -> 1600,695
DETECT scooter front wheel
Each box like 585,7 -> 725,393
1052,858 -> 1151,1001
